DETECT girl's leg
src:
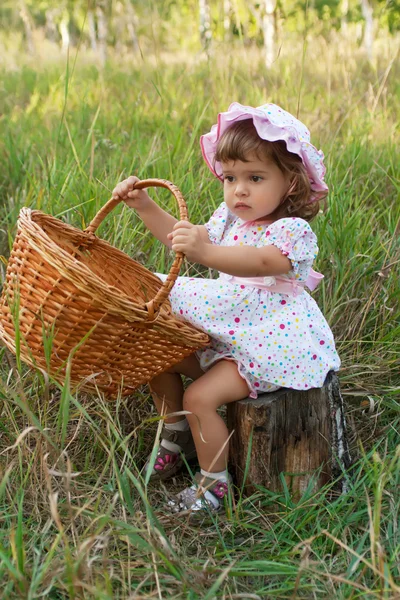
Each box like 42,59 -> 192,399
145,354 -> 205,480
183,360 -> 250,473
149,353 -> 204,423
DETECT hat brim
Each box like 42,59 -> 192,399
200,103 -> 328,197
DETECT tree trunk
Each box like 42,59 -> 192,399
45,8 -> 58,43
263,0 -> 276,68
341,0 -> 349,35
19,0 -> 35,55
360,0 -> 373,60
59,17 -> 70,54
199,0 -> 212,50
96,3 -> 108,66
223,0 -> 231,41
227,372 -> 351,497
125,0 -> 140,52
88,9 -> 97,51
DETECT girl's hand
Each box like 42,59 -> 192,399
168,221 -> 205,262
112,176 -> 151,211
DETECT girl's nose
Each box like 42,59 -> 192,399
234,181 -> 249,197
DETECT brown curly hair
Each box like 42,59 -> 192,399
214,119 -> 327,222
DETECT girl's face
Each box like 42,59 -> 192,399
221,153 -> 290,222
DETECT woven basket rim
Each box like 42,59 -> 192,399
18,207 -> 171,322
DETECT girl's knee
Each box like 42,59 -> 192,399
183,387 -> 198,412
183,385 -> 215,414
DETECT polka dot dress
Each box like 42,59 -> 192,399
157,202 -> 340,398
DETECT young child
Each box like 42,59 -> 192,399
112,103 -> 340,515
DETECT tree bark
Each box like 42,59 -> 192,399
59,16 -> 70,54
227,372 -> 351,497
96,3 -> 108,66
263,0 -> 277,68
223,0 -> 231,41
125,0 -> 140,52
360,0 -> 374,60
19,0 -> 35,55
88,9 -> 97,51
45,8 -> 58,43
341,0 -> 349,35
199,0 -> 212,50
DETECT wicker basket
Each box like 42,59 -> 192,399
0,179 -> 210,396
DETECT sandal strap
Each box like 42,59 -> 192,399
194,472 -> 230,500
151,443 -> 182,471
156,444 -> 180,460
161,427 -> 192,445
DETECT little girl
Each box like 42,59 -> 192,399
112,103 -> 340,515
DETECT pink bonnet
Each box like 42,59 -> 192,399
200,102 -> 328,201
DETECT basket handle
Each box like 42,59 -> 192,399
85,179 -> 188,321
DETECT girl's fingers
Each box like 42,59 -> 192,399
171,243 -> 184,252
173,220 -> 193,230
112,176 -> 140,199
171,231 -> 190,242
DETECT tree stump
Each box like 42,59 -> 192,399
227,372 -> 351,496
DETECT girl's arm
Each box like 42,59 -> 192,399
139,202 -> 211,249
135,199 -> 178,247
112,176 -> 211,248
169,221 -> 291,276
200,243 -> 291,276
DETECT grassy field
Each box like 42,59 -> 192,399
0,35 -> 399,598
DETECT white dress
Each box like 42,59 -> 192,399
157,202 -> 340,398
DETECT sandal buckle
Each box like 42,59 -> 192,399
162,429 -> 179,443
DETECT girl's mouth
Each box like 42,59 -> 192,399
235,203 -> 251,210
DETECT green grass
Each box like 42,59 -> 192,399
0,36 -> 399,598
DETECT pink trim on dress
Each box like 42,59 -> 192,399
219,270 -> 323,297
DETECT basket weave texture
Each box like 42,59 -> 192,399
0,179 -> 209,396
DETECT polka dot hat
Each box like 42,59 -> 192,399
200,102 -> 328,201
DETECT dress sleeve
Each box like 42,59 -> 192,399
261,218 -> 318,281
204,202 -> 234,245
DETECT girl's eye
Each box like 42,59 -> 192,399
224,176 -> 235,182
251,176 -> 262,182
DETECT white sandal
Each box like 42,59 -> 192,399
167,472 -> 231,515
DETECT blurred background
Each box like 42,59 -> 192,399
1,0 -> 399,65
